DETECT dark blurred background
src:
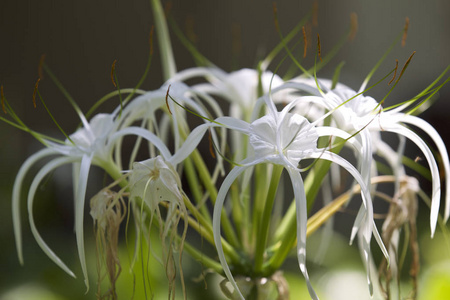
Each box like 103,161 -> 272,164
0,0 -> 449,299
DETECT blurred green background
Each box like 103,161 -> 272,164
1,0 -> 449,299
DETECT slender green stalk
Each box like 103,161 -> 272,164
183,156 -> 212,223
251,164 -> 270,250
190,150 -> 241,248
254,165 -> 283,273
150,0 -> 176,80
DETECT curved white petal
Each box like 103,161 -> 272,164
213,166 -> 247,300
109,127 -> 172,160
74,154 -> 93,291
215,116 -> 251,133
27,156 -> 78,278
400,114 -> 450,222
286,167 -> 319,300
12,148 -> 59,264
170,124 -> 209,166
385,124 -> 441,236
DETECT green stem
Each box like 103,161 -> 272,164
251,164 -> 269,251
150,0 -> 176,80
191,150 -> 241,248
254,165 -> 283,273
183,156 -> 212,223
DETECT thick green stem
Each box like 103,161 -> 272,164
254,165 -> 283,273
183,156 -> 212,223
150,0 -> 176,80
191,150 -> 241,248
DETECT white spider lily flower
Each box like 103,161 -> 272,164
169,68 -> 284,120
11,105 -> 208,289
12,113 -> 116,289
322,82 -> 449,237
207,95 -> 377,300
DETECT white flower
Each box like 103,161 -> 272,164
12,113 -> 116,289
11,103 -> 208,289
207,95 -> 379,300
129,156 -> 183,211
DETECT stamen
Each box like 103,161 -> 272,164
38,54 -> 46,79
32,78 -> 40,108
110,60 -> 117,87
302,26 -> 307,58
414,156 -> 422,163
185,15 -> 197,44
312,0 -> 319,27
317,34 -> 323,62
349,13 -> 358,41
208,130 -> 216,159
402,17 -> 410,47
396,51 -> 416,84
0,85 -> 6,114
388,59 -> 399,85
165,85 -> 172,115
273,2 -> 279,30
164,1 -> 173,18
149,25 -> 155,55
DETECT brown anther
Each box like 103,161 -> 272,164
1,85 -> 6,114
185,15 -> 198,44
164,1 -> 173,18
414,156 -> 422,163
312,0 -> 319,27
149,26 -> 155,55
402,17 -> 410,47
110,60 -> 117,87
396,51 -> 416,84
273,2 -> 279,30
317,34 -> 323,62
32,78 -> 41,108
165,84 -> 172,115
349,13 -> 358,41
208,130 -> 216,159
302,26 -> 308,58
232,23 -> 242,57
38,54 -> 46,79
389,59 -> 399,85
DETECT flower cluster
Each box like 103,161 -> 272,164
6,1 -> 449,299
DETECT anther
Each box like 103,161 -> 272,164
389,59 -> 399,85
208,130 -> 216,159
312,0 -> 319,27
349,13 -> 358,41
149,26 -> 155,55
317,34 -> 323,62
402,17 -> 410,47
165,85 -> 172,115
164,1 -> 173,18
396,51 -> 416,84
38,54 -> 46,79
302,26 -> 307,58
1,85 -> 6,114
33,78 -> 41,108
110,60 -> 117,87
273,3 -> 279,30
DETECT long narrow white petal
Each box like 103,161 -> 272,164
386,125 -> 441,236
109,127 -> 172,160
287,168 -> 319,300
27,156 -> 78,278
170,124 -> 209,166
74,154 -> 93,291
215,117 -> 251,133
213,166 -> 247,300
12,148 -> 58,264
400,114 -> 450,222
308,151 -> 378,293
